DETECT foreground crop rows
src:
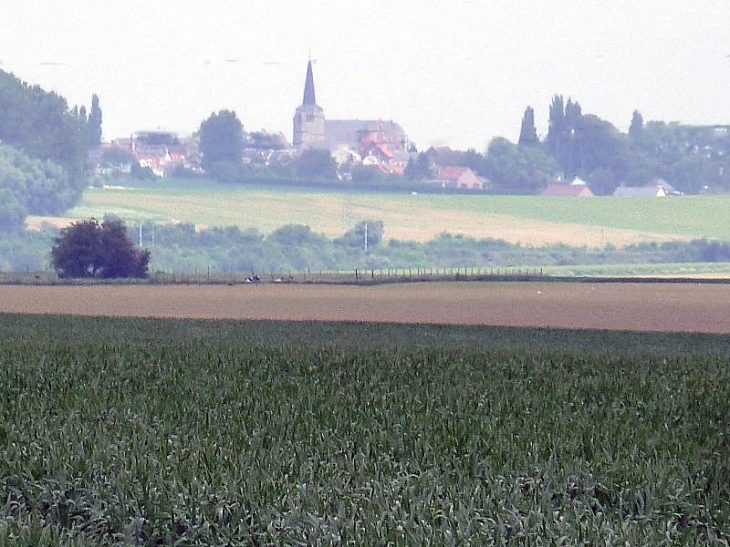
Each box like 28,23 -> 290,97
1,315 -> 729,545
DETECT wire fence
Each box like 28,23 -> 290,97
0,267 -> 548,286
147,267 -> 549,285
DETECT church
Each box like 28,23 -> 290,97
292,61 -> 411,169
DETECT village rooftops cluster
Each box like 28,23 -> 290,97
85,61 -> 713,195
86,60 -> 489,189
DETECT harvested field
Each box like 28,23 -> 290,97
1,281 -> 728,333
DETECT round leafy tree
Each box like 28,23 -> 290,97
51,218 -> 150,278
197,109 -> 244,180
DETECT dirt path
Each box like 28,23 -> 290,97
1,282 -> 729,333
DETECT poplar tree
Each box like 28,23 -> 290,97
546,95 -> 566,158
88,93 -> 103,145
628,109 -> 644,141
518,106 -> 539,146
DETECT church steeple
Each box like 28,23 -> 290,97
293,59 -> 326,148
302,59 -> 317,106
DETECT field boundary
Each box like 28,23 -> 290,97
2,269 -> 730,287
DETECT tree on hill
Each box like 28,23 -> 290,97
0,70 -> 89,184
51,218 -> 150,278
0,143 -> 82,231
198,109 -> 244,181
0,69 -> 90,216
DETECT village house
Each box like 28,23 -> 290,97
435,166 -> 485,190
111,131 -> 201,177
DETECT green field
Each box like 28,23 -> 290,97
1,314 -> 728,544
59,179 -> 730,247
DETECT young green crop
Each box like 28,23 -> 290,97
1,315 -> 729,544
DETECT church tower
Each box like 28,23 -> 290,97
293,60 -> 326,148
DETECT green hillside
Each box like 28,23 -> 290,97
65,179 -> 730,246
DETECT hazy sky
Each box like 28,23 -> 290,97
2,1 -> 728,150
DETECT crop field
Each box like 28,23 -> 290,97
33,179 -> 730,246
1,312 -> 729,545
2,280 -> 730,333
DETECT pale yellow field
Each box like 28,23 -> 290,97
34,183 -> 696,247
26,210 -> 681,247
2,282 -> 728,333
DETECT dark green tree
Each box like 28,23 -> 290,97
586,167 -> 619,196
573,114 -> 629,183
518,106 -> 539,146
294,148 -> 337,180
545,95 -> 584,179
350,164 -> 385,184
627,121 -> 730,193
562,99 -> 583,179
483,137 -> 558,194
198,110 -> 244,180
51,218 -> 150,278
88,93 -> 103,145
0,69 -> 89,193
545,95 -> 566,159
458,149 -> 487,175
335,219 -> 384,249
0,143 -> 76,218
628,109 -> 644,141
404,152 -> 432,180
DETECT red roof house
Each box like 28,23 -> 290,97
435,166 -> 484,190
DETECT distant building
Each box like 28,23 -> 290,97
292,60 -> 411,171
542,177 -> 593,197
435,166 -> 485,190
613,184 -> 667,197
644,178 -> 678,195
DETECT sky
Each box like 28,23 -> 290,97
2,1 -> 728,151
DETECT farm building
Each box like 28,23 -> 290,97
435,166 -> 485,190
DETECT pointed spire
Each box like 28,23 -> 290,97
302,60 -> 317,106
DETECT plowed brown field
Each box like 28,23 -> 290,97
1,282 -> 729,333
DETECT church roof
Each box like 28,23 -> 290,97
302,60 -> 317,106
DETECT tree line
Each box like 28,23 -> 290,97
140,222 -> 730,273
4,218 -> 730,276
194,101 -> 730,196
408,98 -> 730,195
